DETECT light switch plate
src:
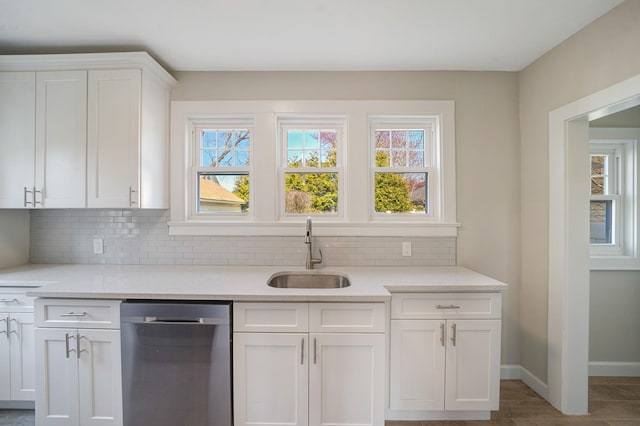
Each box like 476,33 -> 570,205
93,238 -> 104,254
402,241 -> 411,256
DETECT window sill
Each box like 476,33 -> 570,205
167,221 -> 460,237
590,256 -> 640,270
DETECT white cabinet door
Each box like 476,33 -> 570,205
0,313 -> 11,400
35,71 -> 87,208
9,312 -> 35,400
35,328 -> 80,426
87,69 -> 141,208
389,320 -> 446,411
234,333 -> 308,426
77,329 -> 122,426
0,72 -> 35,208
309,333 -> 385,426
445,320 -> 501,411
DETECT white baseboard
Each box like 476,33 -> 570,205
501,364 -> 548,400
500,364 -> 522,379
520,366 -> 549,400
589,361 -> 640,376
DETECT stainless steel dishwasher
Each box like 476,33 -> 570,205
120,301 -> 232,426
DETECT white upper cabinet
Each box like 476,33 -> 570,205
36,71 -> 88,208
0,52 -> 176,209
87,69 -> 141,208
0,72 -> 36,208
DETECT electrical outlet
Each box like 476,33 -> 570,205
93,238 -> 104,255
402,241 -> 412,257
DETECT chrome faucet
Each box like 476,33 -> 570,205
305,217 -> 323,270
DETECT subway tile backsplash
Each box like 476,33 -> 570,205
29,210 -> 456,266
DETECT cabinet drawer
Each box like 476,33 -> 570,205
309,303 -> 385,333
234,302 -> 309,332
391,293 -> 501,319
0,290 -> 35,312
35,299 -> 121,329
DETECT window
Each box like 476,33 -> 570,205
278,117 -> 345,218
170,101 -> 456,236
370,117 -> 438,219
589,127 -> 639,269
190,118 -> 253,218
589,145 -> 623,252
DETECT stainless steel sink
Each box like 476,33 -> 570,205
267,271 -> 351,289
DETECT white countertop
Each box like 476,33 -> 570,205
0,264 -> 507,301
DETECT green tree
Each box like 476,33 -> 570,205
374,151 -> 412,213
233,175 -> 250,212
284,145 -> 338,214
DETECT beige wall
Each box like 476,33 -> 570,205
590,271 -> 640,363
519,0 -> 640,382
173,70 -> 522,364
0,210 -> 29,268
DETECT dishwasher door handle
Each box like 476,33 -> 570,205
145,317 -> 202,324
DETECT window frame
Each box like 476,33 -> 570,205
368,116 -> 439,221
589,127 -> 640,270
187,116 -> 255,221
277,115 -> 347,221
588,143 -> 624,256
169,100 -> 457,237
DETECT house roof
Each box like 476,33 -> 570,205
199,177 -> 245,205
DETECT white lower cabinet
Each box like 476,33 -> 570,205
309,333 -> 385,426
233,333 -> 308,426
0,312 -> 35,401
389,293 -> 502,418
34,299 -> 122,426
233,302 -> 385,426
0,289 -> 36,403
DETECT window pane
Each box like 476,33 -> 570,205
285,172 -> 338,214
198,173 -> 249,213
590,154 -> 607,195
201,129 -> 250,167
375,173 -> 427,214
590,200 -> 612,244
375,131 -> 390,148
287,128 -> 337,168
304,130 -> 319,149
375,128 -> 426,167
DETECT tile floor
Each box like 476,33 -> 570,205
0,378 -> 638,426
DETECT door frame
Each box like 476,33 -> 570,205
548,73 -> 640,414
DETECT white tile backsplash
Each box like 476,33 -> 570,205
29,210 -> 456,266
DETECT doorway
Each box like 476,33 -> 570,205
548,74 -> 640,414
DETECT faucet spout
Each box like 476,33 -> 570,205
305,217 -> 322,270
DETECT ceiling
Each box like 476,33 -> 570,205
0,0 -> 624,72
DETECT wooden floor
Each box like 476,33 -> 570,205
386,377 -> 640,426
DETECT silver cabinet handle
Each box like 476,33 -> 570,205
33,187 -> 42,206
23,187 -> 32,207
65,333 -> 76,358
0,318 -> 7,336
76,334 -> 87,359
301,338 -> 305,365
9,318 -> 18,336
129,186 -> 137,206
436,304 -> 460,310
451,323 -> 457,347
59,312 -> 87,317
440,322 -> 445,347
0,298 -> 18,303
313,338 -> 317,364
